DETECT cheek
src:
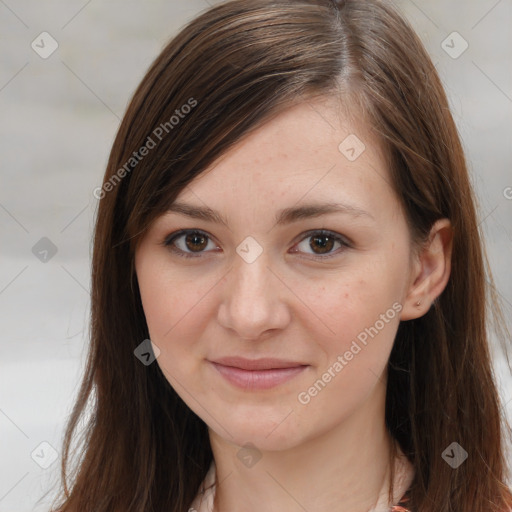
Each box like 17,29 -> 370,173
294,284 -> 401,431
293,264 -> 404,418
139,281 -> 209,388
136,247 -> 207,338
304,263 -> 404,355
135,253 -> 211,375
140,287 -> 210,365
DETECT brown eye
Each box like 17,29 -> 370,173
163,230 -> 217,258
184,232 -> 208,252
309,234 -> 336,254
291,230 -> 350,259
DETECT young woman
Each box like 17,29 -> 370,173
48,0 -> 512,510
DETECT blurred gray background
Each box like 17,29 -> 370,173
0,1 -> 511,510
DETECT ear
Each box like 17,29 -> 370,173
400,218 -> 453,321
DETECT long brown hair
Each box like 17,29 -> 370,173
46,0 -> 512,510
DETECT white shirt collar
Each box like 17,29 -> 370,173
189,461 -> 216,512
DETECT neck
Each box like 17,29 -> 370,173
208,381 -> 414,512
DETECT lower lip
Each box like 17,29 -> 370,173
210,362 -> 308,390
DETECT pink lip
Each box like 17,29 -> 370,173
209,357 -> 309,390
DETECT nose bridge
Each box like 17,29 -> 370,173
229,248 -> 274,306
218,248 -> 287,339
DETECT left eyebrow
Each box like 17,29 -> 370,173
274,202 -> 375,225
165,201 -> 375,228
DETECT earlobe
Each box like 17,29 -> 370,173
400,218 -> 453,321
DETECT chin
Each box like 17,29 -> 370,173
209,409 -> 307,452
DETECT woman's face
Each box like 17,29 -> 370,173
135,97 -> 417,451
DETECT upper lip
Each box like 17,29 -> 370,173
211,356 -> 308,371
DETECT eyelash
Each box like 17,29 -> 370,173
161,229 -> 351,260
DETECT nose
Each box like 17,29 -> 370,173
217,251 -> 291,341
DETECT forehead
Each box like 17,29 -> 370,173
176,98 -> 395,217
